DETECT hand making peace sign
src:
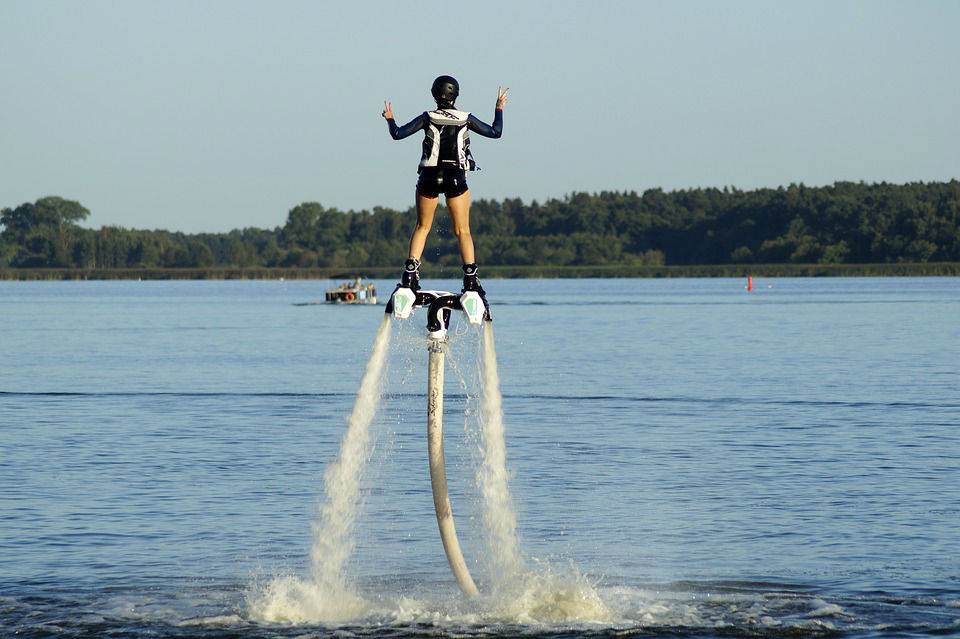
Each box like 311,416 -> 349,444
496,86 -> 510,109
382,101 -> 394,120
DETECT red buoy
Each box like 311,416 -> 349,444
747,276 -> 754,291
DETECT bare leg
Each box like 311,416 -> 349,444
445,190 -> 474,265
408,191 -> 439,261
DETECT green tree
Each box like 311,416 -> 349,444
1,197 -> 90,267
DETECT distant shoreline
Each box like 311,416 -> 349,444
2,263 -> 959,281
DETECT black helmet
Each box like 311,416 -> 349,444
431,75 -> 459,107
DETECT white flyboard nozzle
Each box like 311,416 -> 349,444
459,291 -> 486,325
428,328 -> 448,341
391,288 -> 417,320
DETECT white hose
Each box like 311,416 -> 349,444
427,340 -> 480,597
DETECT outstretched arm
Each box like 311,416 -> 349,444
467,86 -> 509,138
382,101 -> 427,140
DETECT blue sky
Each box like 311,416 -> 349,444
2,0 -> 958,233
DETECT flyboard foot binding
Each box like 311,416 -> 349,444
385,257 -> 424,322
461,263 -> 485,296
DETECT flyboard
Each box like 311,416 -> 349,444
385,284 -> 491,597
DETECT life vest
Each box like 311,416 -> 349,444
418,109 -> 477,171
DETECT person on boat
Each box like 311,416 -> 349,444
382,76 -> 509,295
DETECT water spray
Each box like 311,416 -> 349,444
253,289 -> 608,623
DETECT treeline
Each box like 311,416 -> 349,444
2,181 -> 959,271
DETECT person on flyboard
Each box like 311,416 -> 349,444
382,76 -> 509,297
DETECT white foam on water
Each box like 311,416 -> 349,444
248,316 -> 392,623
489,566 -> 612,624
594,585 -> 858,633
176,614 -> 245,627
805,598 -> 847,618
246,574 -> 371,623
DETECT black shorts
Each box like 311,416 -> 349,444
416,167 -> 469,199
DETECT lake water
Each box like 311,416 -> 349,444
1,277 -> 959,638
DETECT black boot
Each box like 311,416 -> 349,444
400,258 -> 420,291
461,263 -> 485,294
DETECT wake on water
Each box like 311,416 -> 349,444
248,316 -> 609,626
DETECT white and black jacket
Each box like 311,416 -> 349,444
387,107 -> 503,171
